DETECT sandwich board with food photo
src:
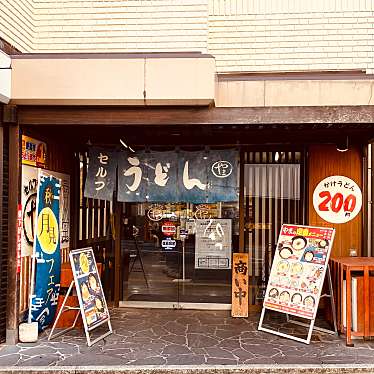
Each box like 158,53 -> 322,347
258,224 -> 336,344
49,247 -> 112,346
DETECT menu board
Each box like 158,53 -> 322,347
195,219 -> 232,269
70,248 -> 110,330
263,224 -> 335,320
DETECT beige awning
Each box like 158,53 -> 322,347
10,53 -> 215,106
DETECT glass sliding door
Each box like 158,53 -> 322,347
121,202 -> 238,308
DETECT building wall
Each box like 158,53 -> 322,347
0,0 -> 35,52
209,0 -> 374,73
1,0 -> 374,74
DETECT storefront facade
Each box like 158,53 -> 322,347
8,64 -> 373,322
0,0 -> 374,343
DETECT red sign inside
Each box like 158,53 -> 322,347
161,222 -> 176,237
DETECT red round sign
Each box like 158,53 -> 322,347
161,221 -> 176,236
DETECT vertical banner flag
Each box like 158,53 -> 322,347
22,165 -> 70,256
84,148 -> 117,201
29,171 -> 61,331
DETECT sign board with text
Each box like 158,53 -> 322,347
231,253 -> 249,317
313,175 -> 362,224
195,219 -> 232,269
259,224 -> 335,344
263,224 -> 335,320
22,135 -> 47,168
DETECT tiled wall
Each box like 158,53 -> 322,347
1,0 -> 373,73
34,0 -> 208,53
208,0 -> 374,73
0,0 -> 35,52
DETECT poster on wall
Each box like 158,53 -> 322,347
70,247 -> 111,342
21,135 -> 47,168
262,224 -> 335,320
312,175 -> 362,224
195,219 -> 232,269
29,171 -> 61,331
21,165 -> 70,257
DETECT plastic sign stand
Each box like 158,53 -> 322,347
49,247 -> 112,346
258,224 -> 337,344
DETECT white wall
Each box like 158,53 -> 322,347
1,0 -> 373,74
208,0 -> 374,73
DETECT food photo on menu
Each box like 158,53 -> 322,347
78,273 -> 108,327
264,225 -> 334,319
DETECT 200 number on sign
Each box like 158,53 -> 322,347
313,175 -> 362,224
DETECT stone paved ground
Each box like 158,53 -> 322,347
0,308 -> 373,367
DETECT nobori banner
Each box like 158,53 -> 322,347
29,171 -> 61,331
85,148 -> 238,203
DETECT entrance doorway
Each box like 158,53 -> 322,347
76,147 -> 305,310
120,202 -> 239,309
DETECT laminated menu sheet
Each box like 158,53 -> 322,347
263,224 -> 335,320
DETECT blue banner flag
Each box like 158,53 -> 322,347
29,172 -> 61,331
87,147 -> 239,203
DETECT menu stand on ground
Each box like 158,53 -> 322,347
259,264 -> 338,344
49,247 -> 113,347
48,280 -> 113,346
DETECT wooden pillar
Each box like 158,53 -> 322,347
114,198 -> 122,306
6,123 -> 20,344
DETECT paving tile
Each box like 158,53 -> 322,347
160,334 -> 186,345
205,357 -> 238,365
187,333 -> 218,348
0,308 -> 368,368
0,345 -> 21,355
163,321 -> 187,335
205,346 -> 237,359
19,346 -> 57,356
129,356 -> 167,365
57,352 -> 125,366
0,353 -> 21,365
17,354 -> 61,366
217,338 -> 241,350
165,354 -> 206,365
161,344 -> 192,355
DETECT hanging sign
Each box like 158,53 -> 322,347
21,135 -> 47,168
313,175 -> 362,224
195,219 -> 232,269
70,247 -> 112,346
116,149 -> 238,203
232,253 -> 249,317
259,224 -> 335,344
84,148 -> 117,201
29,171 -> 61,331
